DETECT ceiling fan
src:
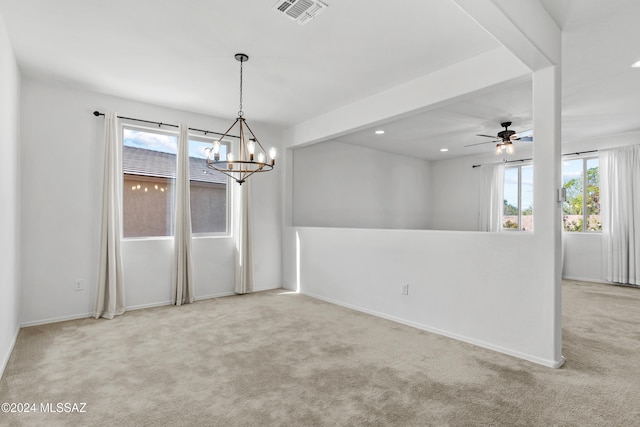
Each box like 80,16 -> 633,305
464,122 -> 533,150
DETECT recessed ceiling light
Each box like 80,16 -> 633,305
374,130 -> 385,135
440,148 -> 449,152
632,60 -> 640,68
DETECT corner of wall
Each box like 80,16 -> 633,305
0,325 -> 20,380
0,7 -> 22,381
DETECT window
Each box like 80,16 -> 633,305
122,126 -> 177,237
187,136 -> 230,234
122,125 -> 230,238
562,157 -> 600,232
503,164 -> 533,231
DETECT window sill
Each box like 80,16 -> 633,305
193,233 -> 232,239
562,231 -> 602,235
122,233 -> 232,241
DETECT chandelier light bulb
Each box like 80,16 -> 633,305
212,141 -> 221,161
204,147 -> 211,160
269,147 -> 277,166
227,152 -> 234,169
247,139 -> 256,160
258,152 -> 265,163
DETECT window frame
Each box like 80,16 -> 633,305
120,122 -> 232,240
562,156 -> 600,233
188,133 -> 233,238
502,162 -> 533,232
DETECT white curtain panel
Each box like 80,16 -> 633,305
478,163 -> 505,232
600,145 -> 640,285
172,124 -> 194,305
94,112 -> 125,319
235,181 -> 254,294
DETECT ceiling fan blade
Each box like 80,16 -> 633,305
476,134 -> 498,139
511,129 -> 533,140
514,136 -> 533,142
464,140 -> 500,147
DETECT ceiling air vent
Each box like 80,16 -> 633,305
273,0 -> 328,25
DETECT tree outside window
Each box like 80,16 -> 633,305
562,157 -> 600,232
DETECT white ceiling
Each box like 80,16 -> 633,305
336,76 -> 533,160
338,0 -> 640,160
1,0 -> 639,159
542,0 -> 640,143
0,0 -> 498,125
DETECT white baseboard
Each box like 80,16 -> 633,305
21,303 -> 176,326
21,303 -> 175,326
20,291 -> 242,328
195,291 -> 235,301
1,325 -> 20,380
302,291 -> 564,369
125,300 -> 172,311
197,286 -> 282,299
563,276 -> 640,289
21,312 -> 93,328
129,290 -> 244,308
562,275 -> 611,284
252,285 -> 282,292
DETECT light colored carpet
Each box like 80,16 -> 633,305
1,280 -> 639,426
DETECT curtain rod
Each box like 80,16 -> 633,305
471,150 -> 599,168
92,111 -> 240,139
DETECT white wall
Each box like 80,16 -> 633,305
429,155 -> 479,231
293,140 -> 431,229
0,11 -> 21,378
429,145 -> 607,282
283,59 -> 564,367
284,139 -> 564,366
20,78 -> 283,325
562,233 -> 603,282
429,148 -> 533,231
430,149 -> 609,283
559,132 -> 640,283
291,226 -> 559,366
428,133 -> 640,284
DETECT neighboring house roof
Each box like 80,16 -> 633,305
123,145 -> 226,185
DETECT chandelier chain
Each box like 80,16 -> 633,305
238,58 -> 244,117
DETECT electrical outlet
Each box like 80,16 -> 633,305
401,283 -> 409,295
74,279 -> 84,292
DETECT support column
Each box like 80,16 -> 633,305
533,65 -> 563,366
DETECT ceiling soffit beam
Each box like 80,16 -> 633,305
284,46 -> 529,148
452,0 -> 561,70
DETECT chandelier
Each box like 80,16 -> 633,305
205,53 -> 276,185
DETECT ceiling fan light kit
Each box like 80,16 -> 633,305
494,122 -> 516,156
495,140 -> 515,155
